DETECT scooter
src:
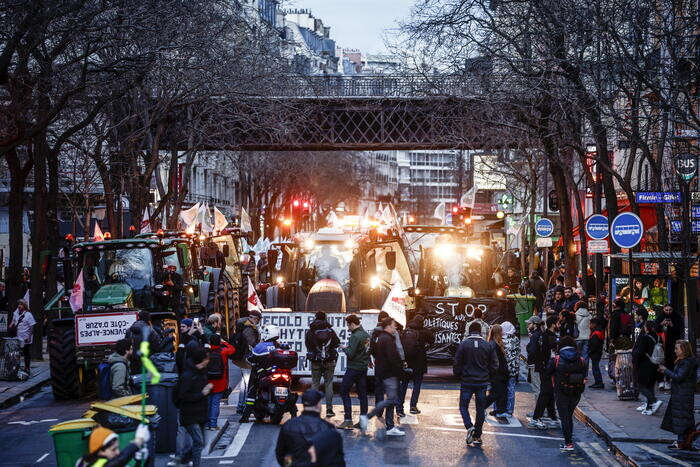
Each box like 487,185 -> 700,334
252,348 -> 299,424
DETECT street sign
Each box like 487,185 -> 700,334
610,212 -> 644,249
75,312 -> 138,347
635,191 -> 682,203
675,153 -> 697,182
585,214 -> 609,240
692,206 -> 700,218
670,220 -> 700,233
692,192 -> 700,202
587,239 -> 609,254
535,218 -> 554,237
536,237 -> 553,247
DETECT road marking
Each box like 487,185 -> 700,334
577,442 -> 614,466
485,415 -> 522,428
35,453 -> 49,463
399,414 -> 419,425
9,419 -> 58,426
442,414 -> 464,426
223,422 -> 253,457
219,461 -> 234,465
637,444 -> 692,467
427,426 -> 564,440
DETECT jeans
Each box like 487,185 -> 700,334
340,368 -> 368,420
459,384 -> 488,437
374,377 -> 385,417
208,391 -> 224,428
505,377 -> 516,415
555,391 -> 580,444
533,370 -> 557,420
367,376 -> 399,429
311,360 -> 336,409
183,423 -> 205,467
398,371 -> 424,410
639,382 -> 657,409
591,357 -> 603,385
175,420 -> 192,461
485,379 -> 507,414
22,345 -> 30,371
237,367 -> 251,412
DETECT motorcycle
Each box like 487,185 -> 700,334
252,348 -> 299,424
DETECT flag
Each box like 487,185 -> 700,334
179,202 -> 200,229
197,204 -> 213,233
327,211 -> 339,228
140,207 -> 151,234
433,202 -> 446,224
460,184 -> 477,209
214,206 -> 228,233
247,277 -> 263,312
93,223 -> 104,242
240,207 -> 252,233
381,271 -> 407,327
69,269 -> 84,312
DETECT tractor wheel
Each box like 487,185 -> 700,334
215,271 -> 239,340
48,325 -> 81,400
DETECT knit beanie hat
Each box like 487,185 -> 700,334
89,426 -> 118,454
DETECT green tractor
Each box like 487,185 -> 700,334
44,235 -> 235,400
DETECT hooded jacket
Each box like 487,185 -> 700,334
275,411 -> 337,466
575,307 -> 591,341
546,346 -> 585,391
107,353 -> 131,398
371,325 -> 405,361
502,332 -> 520,378
177,358 -> 209,426
453,333 -> 498,386
372,330 -> 404,379
343,325 -> 370,371
208,341 -> 236,393
305,318 -> 340,363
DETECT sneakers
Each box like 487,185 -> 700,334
386,427 -> 406,436
326,409 -> 335,418
560,443 -> 575,452
472,437 -> 482,446
636,403 -> 648,412
466,426 -> 475,444
410,406 -> 421,414
397,409 -> 407,418
641,409 -> 652,415
650,400 -> 663,414
338,420 -> 354,430
359,415 -> 369,433
589,383 -> 604,389
528,419 -> 547,429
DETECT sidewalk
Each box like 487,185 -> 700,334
520,336 -> 700,466
0,358 -> 50,409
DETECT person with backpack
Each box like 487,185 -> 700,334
234,310 -> 262,414
338,314 -> 370,430
306,311 -> 341,418
528,315 -> 559,429
588,319 -> 605,389
547,336 -> 586,452
101,339 -> 132,399
207,334 -> 236,430
176,346 -> 212,467
633,321 -> 663,415
398,317 -> 432,416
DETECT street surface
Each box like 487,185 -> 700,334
0,365 -> 624,467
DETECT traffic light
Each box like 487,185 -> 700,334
548,190 -> 559,211
301,200 -> 311,220
452,206 -> 472,225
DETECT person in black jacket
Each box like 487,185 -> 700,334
529,315 -> 559,429
308,428 -> 346,467
588,319 -> 605,389
633,321 -> 662,415
360,318 -> 405,436
176,346 -> 212,467
523,272 -> 547,315
306,311 -> 341,417
659,340 -> 698,450
398,317 -> 432,416
484,324 -> 509,419
655,304 -> 684,390
453,321 -> 498,446
276,389 -> 343,466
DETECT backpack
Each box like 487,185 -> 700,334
554,355 -> 586,396
97,361 -> 126,400
309,327 -> 334,362
620,312 -> 634,336
207,347 -> 224,379
648,335 -> 665,365
526,331 -> 545,366
401,329 -> 421,360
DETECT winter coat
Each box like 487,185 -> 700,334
575,307 -> 591,341
453,334 -> 498,386
490,343 -> 509,383
660,357 -> 698,435
524,277 -> 547,311
208,341 -> 236,394
546,346 -> 586,393
107,353 -> 131,398
502,333 -> 520,378
343,326 -> 370,371
563,296 -> 578,312
76,443 -> 139,467
371,326 -> 405,361
176,331 -> 205,374
310,428 -> 346,467
305,319 -> 340,363
372,330 -> 404,379
632,332 -> 659,385
275,411 -> 338,466
401,320 -> 432,374
588,330 -> 605,361
236,317 -> 261,350
177,359 -> 209,426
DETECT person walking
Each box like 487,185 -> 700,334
524,271 -> 547,316
588,319 -> 605,389
484,324 -> 508,419
306,311 -> 341,418
501,321 -> 520,417
659,340 -> 698,450
528,315 -> 559,429
574,301 -> 591,365
308,429 -> 346,467
655,304 -> 683,390
207,335 -> 236,430
9,299 -> 35,374
235,310 -> 262,414
107,339 -> 132,398
398,317 -> 431,416
632,321 -> 663,415
453,321 -> 498,446
176,347 -> 212,467
338,314 -> 370,430
276,389 -> 344,466
370,311 -> 405,418
548,336 -> 586,452
360,318 -> 405,436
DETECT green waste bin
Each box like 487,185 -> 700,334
48,419 -> 98,467
507,294 -> 536,336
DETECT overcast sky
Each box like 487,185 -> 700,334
285,0 -> 415,54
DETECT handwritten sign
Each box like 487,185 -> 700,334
75,312 -> 138,346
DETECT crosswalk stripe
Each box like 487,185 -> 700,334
427,426 -> 564,440
223,422 -> 253,457
637,444 -> 692,467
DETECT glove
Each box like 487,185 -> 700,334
135,423 -> 150,444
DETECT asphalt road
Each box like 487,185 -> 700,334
0,366 -> 622,467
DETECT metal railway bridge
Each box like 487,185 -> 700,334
187,74 -> 524,151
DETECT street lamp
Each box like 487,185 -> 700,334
496,211 -> 505,219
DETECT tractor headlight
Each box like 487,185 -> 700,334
370,275 -> 381,289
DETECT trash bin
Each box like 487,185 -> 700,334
508,294 -> 536,336
49,418 -> 98,467
92,409 -> 159,467
132,372 -> 179,453
0,337 -> 23,380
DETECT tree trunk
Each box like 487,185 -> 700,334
6,152 -> 28,309
31,134 -> 49,359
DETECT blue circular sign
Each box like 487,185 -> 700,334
585,214 -> 609,240
610,212 -> 644,249
535,218 -> 554,237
